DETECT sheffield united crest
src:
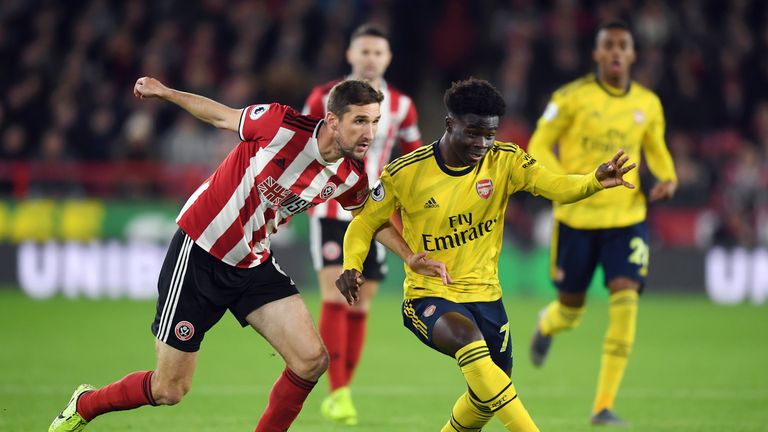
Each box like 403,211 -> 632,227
320,182 -> 336,199
476,179 -> 493,199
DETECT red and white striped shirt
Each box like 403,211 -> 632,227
303,79 -> 421,221
177,103 -> 369,268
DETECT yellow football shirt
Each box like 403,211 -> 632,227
528,74 -> 677,229
343,141 -> 604,303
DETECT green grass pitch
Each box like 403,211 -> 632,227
1,289 -> 766,431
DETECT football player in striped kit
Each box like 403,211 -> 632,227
303,23 -> 422,425
49,77 -> 447,432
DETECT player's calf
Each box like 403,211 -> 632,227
530,302 -> 585,367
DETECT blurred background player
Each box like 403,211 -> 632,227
336,78 -> 638,432
527,21 -> 678,426
302,22 -> 422,425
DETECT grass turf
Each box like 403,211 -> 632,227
1,289 -> 766,431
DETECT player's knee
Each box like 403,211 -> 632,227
608,277 -> 640,292
153,380 -> 191,406
292,345 -> 329,380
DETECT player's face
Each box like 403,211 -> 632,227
331,103 -> 381,161
445,114 -> 499,166
347,36 -> 392,81
593,28 -> 636,82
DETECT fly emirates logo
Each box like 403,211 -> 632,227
422,213 -> 498,252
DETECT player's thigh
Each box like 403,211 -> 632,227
552,222 -> 600,294
152,229 -> 228,353
599,222 -> 649,290
245,293 -> 326,377
469,300 -> 513,374
402,297 -> 482,357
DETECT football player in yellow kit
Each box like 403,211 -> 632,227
337,77 -> 637,431
527,21 -> 677,426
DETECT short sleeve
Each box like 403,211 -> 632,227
335,173 -> 371,211
239,103 -> 284,142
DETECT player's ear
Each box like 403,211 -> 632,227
326,111 -> 340,131
445,116 -> 453,133
345,47 -> 354,65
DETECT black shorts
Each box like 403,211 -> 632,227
309,217 -> 386,281
151,228 -> 299,352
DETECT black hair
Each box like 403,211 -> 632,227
350,23 -> 389,42
595,20 -> 633,44
327,80 -> 384,117
598,20 -> 631,33
443,77 -> 506,117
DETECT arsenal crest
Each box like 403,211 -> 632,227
476,179 -> 493,199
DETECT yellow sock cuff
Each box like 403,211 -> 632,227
610,289 -> 639,305
455,340 -> 489,366
540,301 -> 585,336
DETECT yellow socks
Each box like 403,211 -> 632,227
453,341 -> 539,432
440,391 -> 492,432
538,300 -> 585,336
593,290 -> 639,413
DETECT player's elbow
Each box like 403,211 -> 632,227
211,108 -> 241,132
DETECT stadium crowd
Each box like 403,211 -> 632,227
1,0 -> 766,247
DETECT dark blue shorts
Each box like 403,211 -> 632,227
551,221 -> 649,293
402,297 -> 513,374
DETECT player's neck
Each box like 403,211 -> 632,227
316,123 -> 342,163
437,134 -> 461,167
597,71 -> 629,93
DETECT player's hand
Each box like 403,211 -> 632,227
649,180 -> 677,202
335,269 -> 365,305
133,76 -> 168,99
595,149 -> 637,189
406,252 -> 453,285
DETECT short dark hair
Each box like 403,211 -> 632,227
596,20 -> 632,38
443,77 -> 506,117
350,23 -> 389,42
327,80 -> 384,117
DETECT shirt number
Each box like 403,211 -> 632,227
628,236 -> 649,276
499,322 -> 510,353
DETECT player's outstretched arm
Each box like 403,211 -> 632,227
336,269 -> 365,305
594,149 -> 637,189
133,76 -> 242,132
